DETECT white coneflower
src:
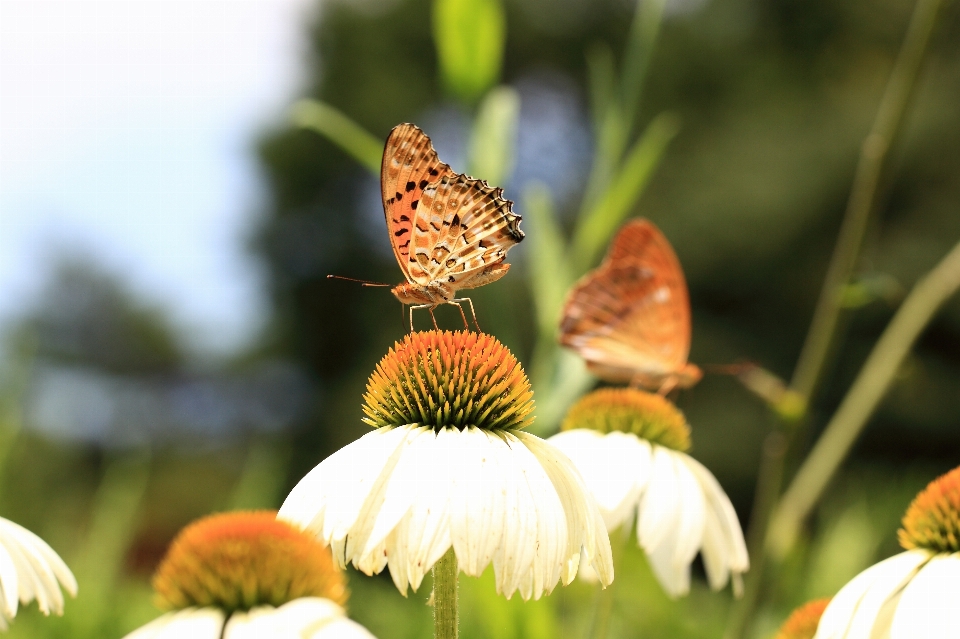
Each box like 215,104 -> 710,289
279,330 -> 613,603
547,388 -> 748,598
814,466 -> 960,639
123,511 -> 375,639
0,516 -> 77,630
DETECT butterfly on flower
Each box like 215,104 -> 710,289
559,219 -> 702,394
379,123 -> 524,331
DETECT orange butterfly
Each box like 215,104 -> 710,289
381,123 -> 524,331
559,219 -> 702,394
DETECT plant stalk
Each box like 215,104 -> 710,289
789,0 -> 944,403
721,431 -> 787,639
589,523 -> 631,639
725,0 -> 943,634
434,548 -> 459,639
767,238 -> 960,559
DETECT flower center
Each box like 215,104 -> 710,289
152,511 -> 346,613
775,599 -> 830,639
560,388 -> 691,451
362,330 -> 534,431
898,465 -> 960,554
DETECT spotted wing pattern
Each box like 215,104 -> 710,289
382,123 -> 456,281
559,219 -> 692,385
382,123 -> 524,288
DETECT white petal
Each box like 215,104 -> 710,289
386,428 -> 456,591
671,458 -> 706,571
520,432 -> 613,588
491,433 -> 541,599
0,542 -> 19,618
0,517 -> 77,617
122,608 -> 225,639
507,431 -> 567,600
637,448 -> 682,555
546,430 -> 651,531
354,427 -> 434,569
517,432 -> 573,595
449,428 -> 506,578
278,426 -> 414,567
307,617 -> 380,639
889,552 -> 960,639
814,550 -> 930,639
682,456 -> 749,576
643,452 -> 706,597
842,549 -> 928,639
699,501 -> 731,591
225,598 -> 361,638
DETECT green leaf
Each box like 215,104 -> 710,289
291,99 -> 383,175
433,0 -> 505,104
467,86 -> 520,186
522,183 -> 571,336
572,111 -> 681,272
620,0 -> 667,125
580,44 -> 625,213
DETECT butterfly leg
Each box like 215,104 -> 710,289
656,376 -> 680,396
408,303 -> 439,332
450,298 -> 480,332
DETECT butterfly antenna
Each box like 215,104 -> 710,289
327,274 -> 391,287
702,361 -> 756,375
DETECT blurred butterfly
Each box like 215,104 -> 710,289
559,219 -> 702,394
378,123 -> 524,331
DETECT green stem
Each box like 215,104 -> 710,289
789,0 -> 944,403
767,238 -> 960,559
590,579 -> 616,639
588,522 -> 630,639
726,1 -> 943,634
720,431 -> 787,639
434,548 -> 459,639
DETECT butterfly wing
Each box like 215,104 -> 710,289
559,219 -> 692,385
382,123 -> 523,290
411,174 -> 524,288
382,123 -> 456,284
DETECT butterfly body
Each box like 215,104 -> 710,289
559,219 -> 701,394
381,123 -> 523,328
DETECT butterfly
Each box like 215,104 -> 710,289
381,123 -> 524,331
559,219 -> 702,394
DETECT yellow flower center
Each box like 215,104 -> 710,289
153,511 -> 347,613
362,330 -> 534,431
775,599 -> 830,639
561,388 -> 691,452
898,465 -> 960,553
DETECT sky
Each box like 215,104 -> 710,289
0,0 -> 315,356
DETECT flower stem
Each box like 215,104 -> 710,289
789,0 -> 943,403
433,548 -> 459,639
589,522 -> 630,639
767,238 -> 960,559
725,0 -> 943,635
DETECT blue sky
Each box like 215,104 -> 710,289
0,0 -> 314,356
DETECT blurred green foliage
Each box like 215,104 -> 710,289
434,0 -> 506,103
2,0 -> 959,637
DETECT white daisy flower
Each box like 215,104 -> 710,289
547,388 -> 749,598
814,466 -> 960,639
279,330 -> 614,601
0,516 -> 77,630
122,511 -> 376,639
